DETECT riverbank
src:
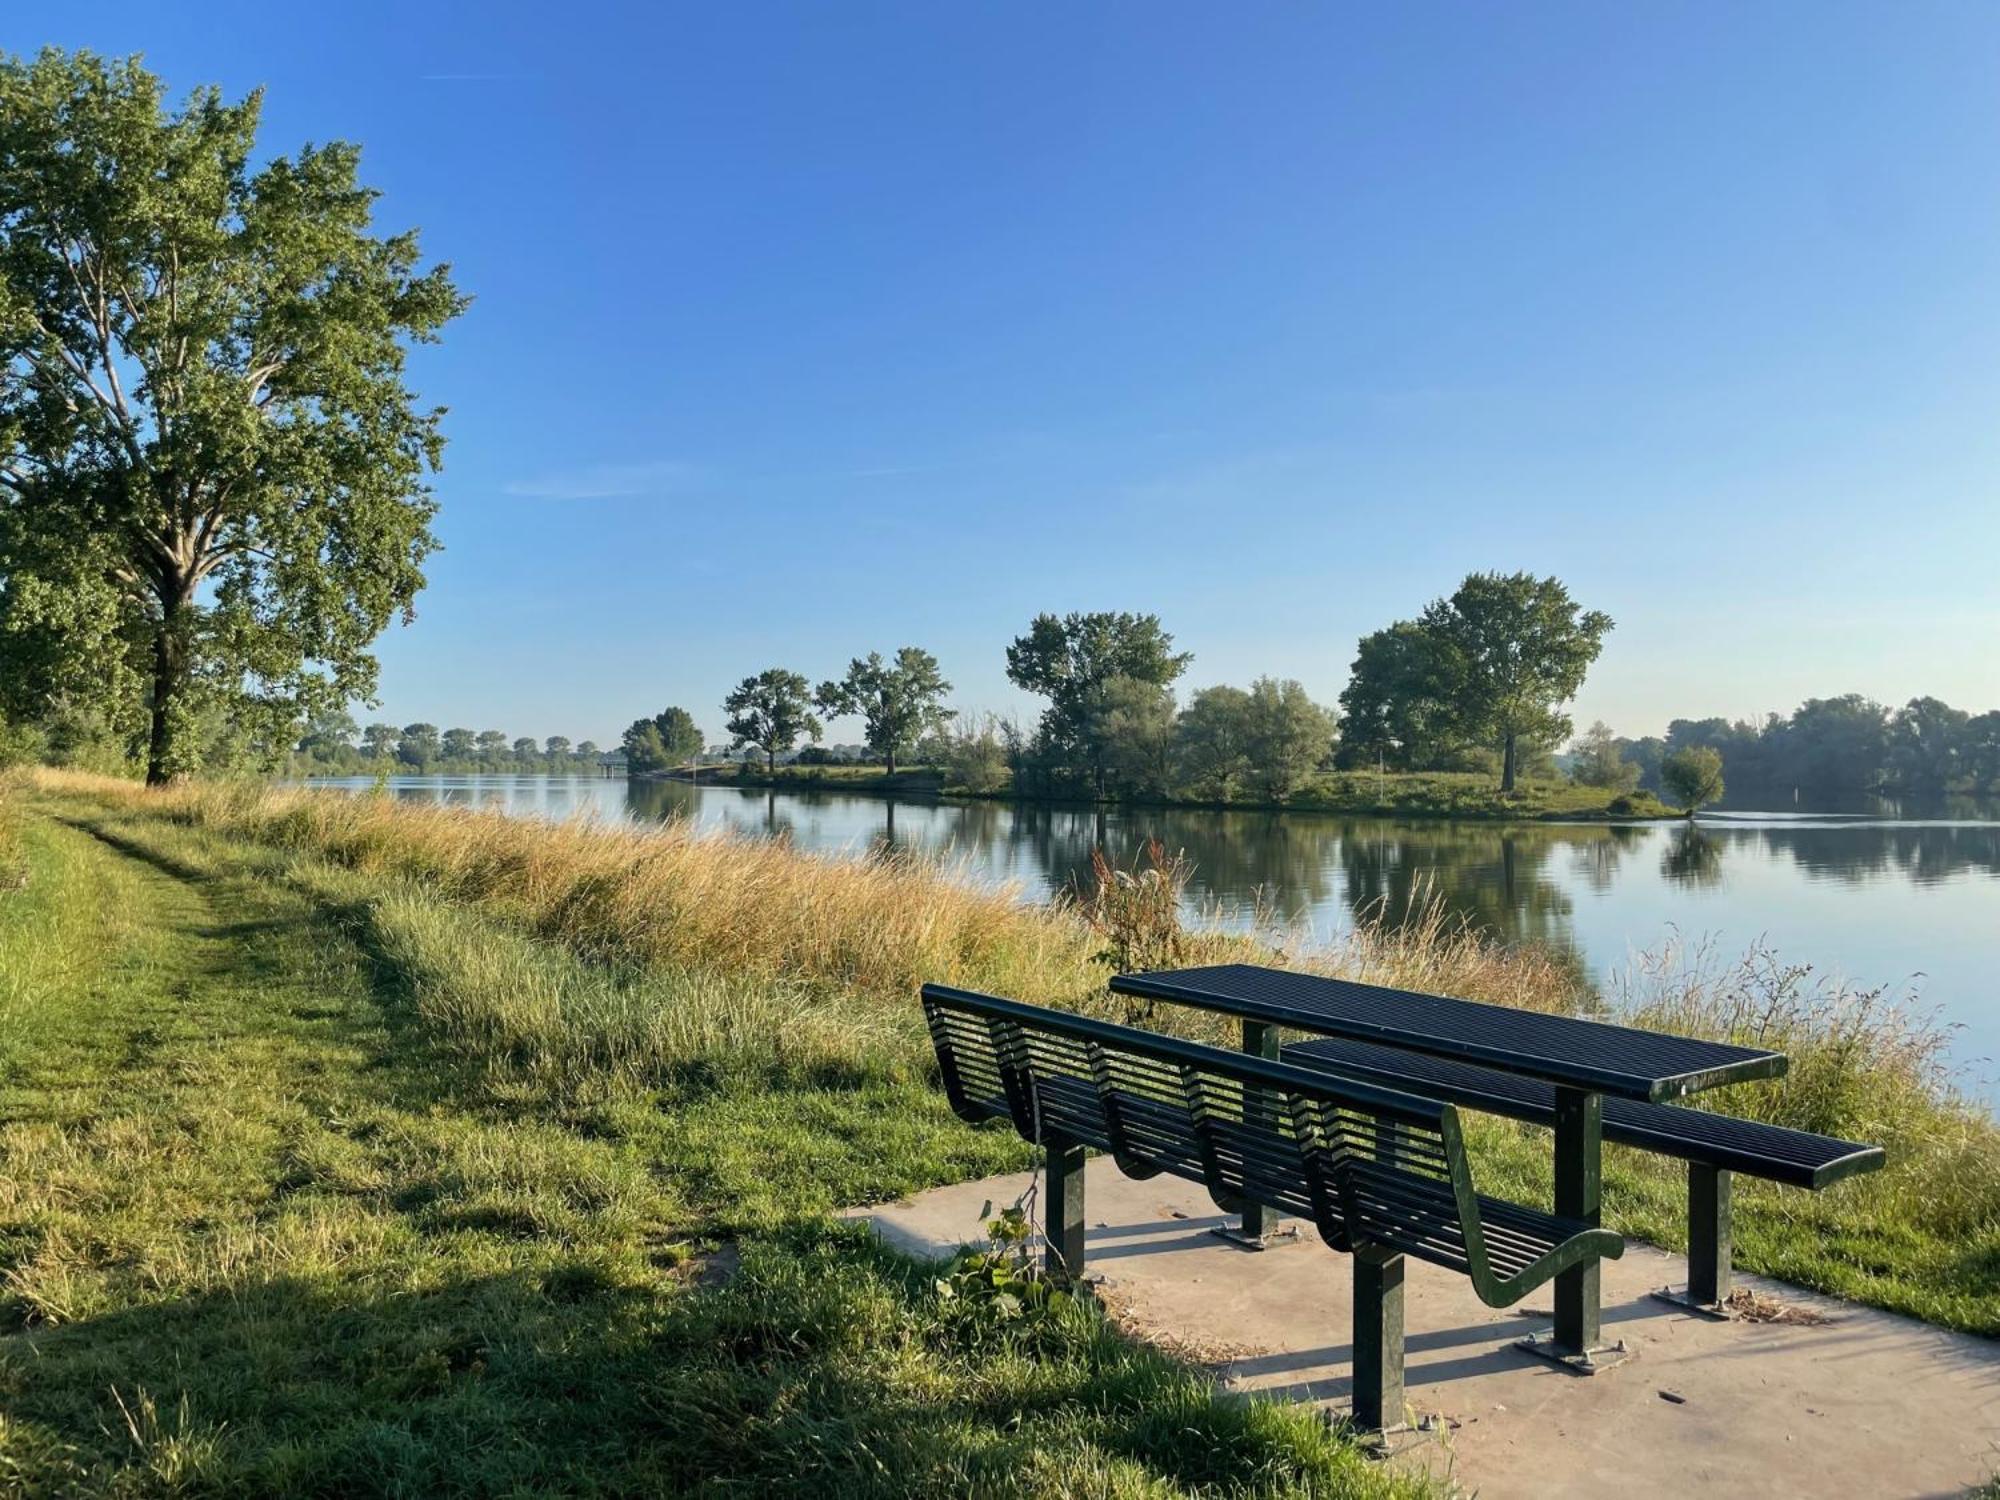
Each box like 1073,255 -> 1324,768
2,770 -> 1995,1491
666,763 -> 1679,821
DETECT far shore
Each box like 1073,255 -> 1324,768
647,762 -> 1681,823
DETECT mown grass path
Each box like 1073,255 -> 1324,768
0,795 -> 1416,1498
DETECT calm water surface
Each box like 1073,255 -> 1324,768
310,775 -> 2000,1100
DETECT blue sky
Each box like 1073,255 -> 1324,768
21,3 -> 2000,745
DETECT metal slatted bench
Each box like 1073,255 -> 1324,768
1279,1033 -> 1885,1311
1108,964 -> 1885,1328
920,983 -> 1624,1431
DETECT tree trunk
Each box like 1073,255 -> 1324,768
886,748 -> 897,776
145,602 -> 187,787
766,747 -> 776,774
1500,732 -> 1518,792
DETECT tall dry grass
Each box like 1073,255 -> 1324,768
41,771 -> 1101,1006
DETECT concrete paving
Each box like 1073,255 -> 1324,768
852,1159 -> 2000,1500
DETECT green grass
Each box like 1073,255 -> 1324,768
0,783 -> 1424,1497
4,769 -> 1996,1494
698,761 -> 1674,820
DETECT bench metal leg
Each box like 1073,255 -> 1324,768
1352,1245 -> 1406,1434
1044,1130 -> 1087,1281
1519,1087 -> 1628,1373
1651,1164 -> 1734,1318
1210,1019 -> 1299,1250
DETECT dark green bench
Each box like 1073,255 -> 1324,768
1280,1033 -> 1884,1310
921,983 -> 1624,1431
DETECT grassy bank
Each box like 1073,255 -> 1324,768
686,762 -> 1675,820
2,772 -> 1995,1492
0,773 -> 1431,1497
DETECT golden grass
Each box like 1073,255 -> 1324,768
34,769 -> 1104,1007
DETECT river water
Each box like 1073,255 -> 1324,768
307,774 -> 2000,1099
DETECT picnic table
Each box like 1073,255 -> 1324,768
1109,963 -> 1789,1369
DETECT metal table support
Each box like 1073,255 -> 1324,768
1215,1018 -> 1298,1249
1518,1086 -> 1625,1372
1652,1163 -> 1735,1317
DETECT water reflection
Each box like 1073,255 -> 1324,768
302,775 -> 2000,1095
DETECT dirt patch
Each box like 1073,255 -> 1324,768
1091,1276 -> 1263,1368
1724,1287 -> 1832,1325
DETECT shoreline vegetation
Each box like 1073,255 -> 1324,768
3,768 -> 1996,1491
648,762 -> 1679,820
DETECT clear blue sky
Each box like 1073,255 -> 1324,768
20,3 -> 2000,746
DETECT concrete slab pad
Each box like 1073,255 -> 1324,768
851,1159 -> 2000,1500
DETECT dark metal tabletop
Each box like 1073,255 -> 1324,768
1109,963 -> 1786,1102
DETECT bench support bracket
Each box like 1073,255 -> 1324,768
1651,1163 -> 1734,1319
1352,1245 -> 1406,1434
1044,1130 -> 1087,1282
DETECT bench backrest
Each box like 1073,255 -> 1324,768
922,983 -> 1479,1269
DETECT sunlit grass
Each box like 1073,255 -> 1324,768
2,766 -> 1995,1493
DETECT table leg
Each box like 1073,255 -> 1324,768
1205,1019 -> 1299,1249
1517,1085 -> 1626,1373
1552,1086 -> 1602,1355
1240,1019 -> 1277,1240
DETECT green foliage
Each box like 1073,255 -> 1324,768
1090,675 -> 1179,798
1417,572 -> 1613,791
931,1198 -> 1089,1351
0,49 -> 466,784
1661,744 -> 1725,815
931,712 -> 1013,795
815,647 -> 952,775
396,721 -> 440,769
724,668 -> 822,772
1570,720 -> 1641,792
1242,676 -> 1337,801
623,706 -> 702,774
1005,611 -> 1192,796
1336,621 -> 1463,771
1172,685 -> 1253,800
1884,696 -> 1970,793
1336,575 -> 1613,792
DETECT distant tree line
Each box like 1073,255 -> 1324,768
290,712 -> 605,774
630,573 -> 1615,806
1570,694 -> 2000,803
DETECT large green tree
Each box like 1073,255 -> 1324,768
396,722 -> 438,769
1241,676 -> 1336,802
815,647 -> 951,775
1661,744 -> 1725,817
0,50 -> 465,782
621,706 -> 701,774
1417,573 -> 1612,791
724,669 -> 820,773
1173,685 -> 1254,800
1335,621 -> 1462,770
1004,611 -> 1191,796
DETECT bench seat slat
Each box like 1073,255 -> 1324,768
1283,1036 -> 1884,1189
